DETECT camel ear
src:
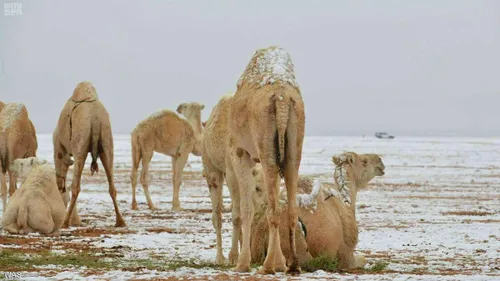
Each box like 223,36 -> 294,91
176,103 -> 186,114
345,152 -> 356,164
200,104 -> 205,110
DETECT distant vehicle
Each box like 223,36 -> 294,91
375,132 -> 395,139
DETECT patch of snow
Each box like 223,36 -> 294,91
237,46 -> 299,89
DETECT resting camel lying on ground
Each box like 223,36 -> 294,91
0,103 -> 38,212
53,81 -> 126,228
250,152 -> 385,270
226,46 -> 305,274
1,158 -> 65,236
130,102 -> 204,211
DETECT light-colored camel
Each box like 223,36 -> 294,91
202,92 -> 244,265
228,46 -> 305,274
9,157 -> 48,182
2,159 -> 66,236
53,81 -> 126,228
130,102 -> 204,211
250,152 -> 386,270
0,103 -> 38,212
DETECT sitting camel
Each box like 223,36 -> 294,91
53,81 -> 126,228
2,158 -> 66,236
0,103 -> 38,212
227,46 -> 305,274
130,102 -> 204,211
250,152 -> 386,270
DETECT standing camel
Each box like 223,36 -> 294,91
53,81 -> 126,228
228,46 -> 305,274
0,101 -> 5,112
0,103 -> 38,211
130,102 -> 204,211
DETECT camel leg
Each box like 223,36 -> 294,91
130,141 -> 141,210
208,171 -> 225,264
172,153 -> 189,211
231,149 -> 255,273
100,149 -> 127,227
62,153 -> 86,229
8,170 -> 17,196
226,169 -> 241,266
283,163 -> 301,274
257,166 -> 285,275
1,171 -> 7,211
140,150 -> 155,210
3,223 -> 19,234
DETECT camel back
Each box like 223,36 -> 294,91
71,81 -> 98,102
236,46 -> 299,91
0,103 -> 28,133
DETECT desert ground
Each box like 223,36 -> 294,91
0,134 -> 499,281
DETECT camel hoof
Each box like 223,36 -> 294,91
257,266 -> 276,275
61,222 -> 70,229
172,205 -> 183,211
233,265 -> 251,273
45,231 -> 61,237
228,251 -> 239,266
131,202 -> 138,210
274,264 -> 287,273
286,265 -> 301,275
215,254 -> 226,265
115,220 -> 127,227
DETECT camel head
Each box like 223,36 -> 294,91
9,157 -> 48,178
332,152 -> 385,205
176,102 -> 205,120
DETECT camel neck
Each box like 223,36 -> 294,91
186,113 -> 203,137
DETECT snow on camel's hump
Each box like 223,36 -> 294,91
0,103 -> 26,132
71,81 -> 99,102
237,46 -> 299,89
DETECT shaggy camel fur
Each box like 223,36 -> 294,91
228,46 -> 305,274
130,102 -> 204,211
250,152 -> 386,270
2,160 -> 66,236
0,103 -> 38,212
53,81 -> 126,228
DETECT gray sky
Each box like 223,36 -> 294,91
1,0 -> 500,136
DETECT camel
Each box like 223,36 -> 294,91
0,101 -> 5,112
130,102 -> 204,211
2,159 -> 66,236
250,152 -> 386,270
0,103 -> 38,212
53,81 -> 126,228
227,46 -> 305,274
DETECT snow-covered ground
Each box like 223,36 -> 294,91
1,134 -> 499,280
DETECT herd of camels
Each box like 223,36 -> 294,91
0,46 -> 386,275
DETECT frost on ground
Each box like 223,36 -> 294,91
1,135 -> 499,281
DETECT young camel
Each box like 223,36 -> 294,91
0,103 -> 38,212
130,102 -> 204,211
228,46 -> 305,274
2,158 -> 65,236
53,81 -> 126,228
250,152 -> 386,270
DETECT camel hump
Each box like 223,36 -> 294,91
71,81 -> 98,102
236,46 -> 299,89
0,103 -> 28,132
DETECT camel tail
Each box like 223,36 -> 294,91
131,129 -> 141,169
0,140 -> 7,174
274,93 -> 290,178
90,122 -> 101,175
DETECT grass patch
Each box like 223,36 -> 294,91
301,255 -> 338,272
366,261 -> 388,272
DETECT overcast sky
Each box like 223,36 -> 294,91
1,0 -> 499,136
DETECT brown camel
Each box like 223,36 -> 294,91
130,102 -> 204,211
53,81 -> 126,228
0,101 -> 5,112
0,103 -> 38,211
250,152 -> 386,270
228,46 -> 305,274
